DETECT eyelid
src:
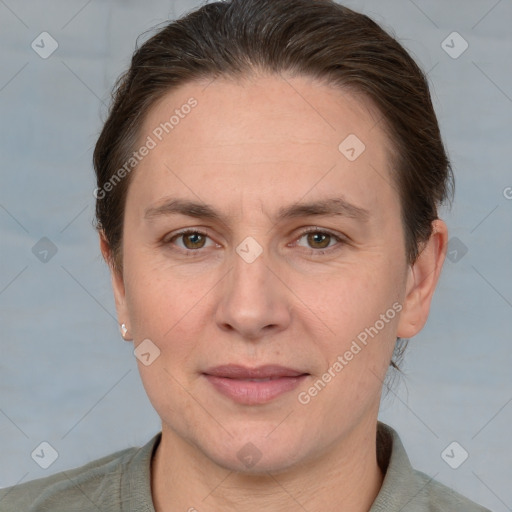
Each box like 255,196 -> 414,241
164,227 -> 210,240
294,226 -> 345,239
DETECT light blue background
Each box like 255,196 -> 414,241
0,1 -> 511,510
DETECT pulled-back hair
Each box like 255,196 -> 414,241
93,0 -> 454,370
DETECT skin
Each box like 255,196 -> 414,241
100,73 -> 448,512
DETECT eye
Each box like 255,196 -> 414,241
293,227 -> 346,255
164,229 -> 217,252
162,227 -> 346,257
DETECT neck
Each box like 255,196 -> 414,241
151,418 -> 384,512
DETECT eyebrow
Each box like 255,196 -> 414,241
144,196 -> 370,224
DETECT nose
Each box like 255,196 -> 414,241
214,244 -> 292,341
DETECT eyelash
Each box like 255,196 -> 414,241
163,227 -> 347,257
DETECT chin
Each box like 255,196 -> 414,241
198,429 -> 310,475
211,450 -> 303,475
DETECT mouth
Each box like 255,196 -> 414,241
203,364 -> 309,405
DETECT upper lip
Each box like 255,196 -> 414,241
203,364 -> 307,379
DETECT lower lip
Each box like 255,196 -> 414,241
204,374 -> 308,405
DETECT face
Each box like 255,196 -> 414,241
104,73 -> 445,473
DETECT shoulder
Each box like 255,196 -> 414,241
0,447 -> 136,511
410,467 -> 492,512
0,434 -> 160,512
373,422 -> 491,512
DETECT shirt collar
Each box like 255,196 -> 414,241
122,422 -> 426,512
370,421 -> 435,511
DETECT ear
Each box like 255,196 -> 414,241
397,219 -> 448,339
99,231 -> 130,336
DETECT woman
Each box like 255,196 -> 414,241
0,0 -> 492,510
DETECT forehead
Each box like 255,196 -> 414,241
142,73 -> 389,155
129,73 -> 398,222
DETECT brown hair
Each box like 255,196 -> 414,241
93,0 -> 453,369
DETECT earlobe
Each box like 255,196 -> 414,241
396,220 -> 448,339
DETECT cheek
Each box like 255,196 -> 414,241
123,263 -> 207,408
125,266 -> 203,340
300,260 -> 402,404
306,256 -> 403,346
122,250 -> 218,372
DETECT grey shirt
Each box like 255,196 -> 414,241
0,422 -> 491,511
